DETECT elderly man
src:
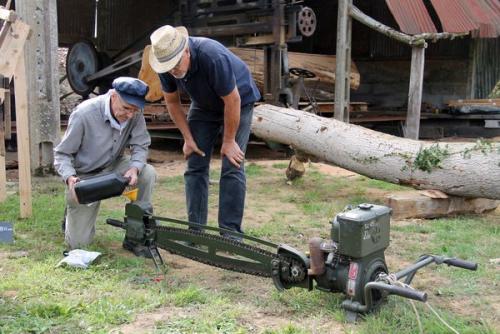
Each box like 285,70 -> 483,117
54,77 -> 157,252
149,25 -> 260,239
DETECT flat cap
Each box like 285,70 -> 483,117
112,77 -> 149,109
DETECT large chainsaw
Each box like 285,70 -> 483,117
107,201 -> 478,321
107,202 -> 310,291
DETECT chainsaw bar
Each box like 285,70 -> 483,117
154,225 -> 279,277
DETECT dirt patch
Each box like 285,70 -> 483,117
442,295 -> 500,332
109,306 -> 190,334
0,250 -> 29,260
239,310 -> 346,334
160,250 -> 270,294
111,305 -> 345,334
315,163 -> 359,178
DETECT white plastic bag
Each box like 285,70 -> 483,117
56,249 -> 102,269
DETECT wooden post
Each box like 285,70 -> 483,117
4,86 -> 10,140
13,50 -> 32,218
334,0 -> 352,122
344,0 -> 352,123
0,90 -> 5,203
405,46 -> 426,140
15,0 -> 61,172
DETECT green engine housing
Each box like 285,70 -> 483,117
312,204 -> 391,310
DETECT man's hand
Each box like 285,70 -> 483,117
66,176 -> 80,189
183,139 -> 205,160
67,176 -> 81,204
221,139 -> 244,168
123,167 -> 139,187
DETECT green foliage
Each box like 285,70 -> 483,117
171,286 -> 208,306
359,299 -> 495,334
272,162 -> 289,169
413,145 -> 450,173
263,324 -> 310,334
246,163 -> 265,176
462,139 -> 495,159
488,80 -> 500,98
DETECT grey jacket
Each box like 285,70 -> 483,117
54,91 -> 150,182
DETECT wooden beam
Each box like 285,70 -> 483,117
350,5 -> 418,46
237,34 -> 274,46
16,0 -> 61,171
448,98 -> 500,106
334,0 -> 352,121
405,47 -> 426,140
349,5 -> 466,47
344,0 -> 352,123
13,49 -> 32,218
0,97 -> 5,202
0,19 -> 30,80
4,88 -> 10,139
0,7 -> 17,22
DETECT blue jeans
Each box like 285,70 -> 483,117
185,104 -> 254,234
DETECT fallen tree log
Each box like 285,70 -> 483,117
251,104 -> 500,200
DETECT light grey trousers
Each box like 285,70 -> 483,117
64,156 -> 156,249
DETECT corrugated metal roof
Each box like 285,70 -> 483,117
475,0 -> 500,37
385,0 -> 500,38
430,0 -> 478,34
385,0 -> 437,35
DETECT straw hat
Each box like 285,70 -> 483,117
149,25 -> 189,74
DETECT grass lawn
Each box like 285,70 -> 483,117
0,161 -> 498,334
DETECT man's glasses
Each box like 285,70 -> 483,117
170,51 -> 184,72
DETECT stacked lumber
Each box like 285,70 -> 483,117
447,98 -> 500,107
447,98 -> 500,114
138,45 -> 361,102
230,47 -> 360,100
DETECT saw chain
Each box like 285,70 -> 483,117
107,207 -> 310,289
154,224 -> 279,277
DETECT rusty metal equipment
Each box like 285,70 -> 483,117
106,201 -> 478,322
65,1 -> 317,105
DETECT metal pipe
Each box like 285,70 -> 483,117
341,281 -> 427,313
307,237 -> 325,276
365,282 -> 427,303
394,256 -> 435,280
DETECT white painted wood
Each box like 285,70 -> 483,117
252,104 -> 500,200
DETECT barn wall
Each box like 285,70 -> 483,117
96,0 -> 177,54
470,37 -> 500,98
57,0 -> 96,46
351,59 -> 468,109
53,0 -> 494,108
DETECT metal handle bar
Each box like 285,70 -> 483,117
106,218 -> 125,229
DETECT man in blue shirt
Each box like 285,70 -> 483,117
149,25 -> 260,238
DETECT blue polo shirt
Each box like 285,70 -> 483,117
159,37 -> 261,121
